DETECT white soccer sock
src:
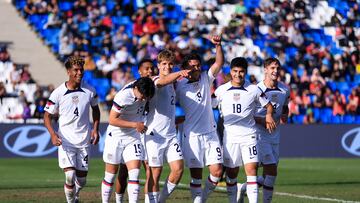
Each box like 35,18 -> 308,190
102,172 -> 116,203
225,176 -> 238,203
159,179 -> 177,203
115,193 -> 124,203
75,176 -> 86,199
64,170 -> 75,203
203,174 -> 220,202
190,178 -> 202,203
127,169 -> 140,203
263,175 -> 276,203
246,176 -> 258,203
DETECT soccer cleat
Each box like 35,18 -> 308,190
74,194 -> 79,203
236,183 -> 246,203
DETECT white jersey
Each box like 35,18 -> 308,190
45,82 -> 98,148
106,82 -> 147,139
214,80 -> 270,143
176,71 -> 217,136
256,81 -> 290,143
145,76 -> 176,138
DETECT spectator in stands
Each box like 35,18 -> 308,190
346,88 -> 359,115
83,52 -> 96,71
9,64 -> 20,87
333,90 -> 346,116
33,97 -> 46,119
20,65 -> 35,83
22,101 -> 32,122
324,87 -> 335,108
0,81 -> 7,98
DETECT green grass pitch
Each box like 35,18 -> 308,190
0,158 -> 359,202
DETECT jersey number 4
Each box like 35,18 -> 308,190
74,107 -> 79,116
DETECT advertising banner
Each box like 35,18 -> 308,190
0,124 -> 359,158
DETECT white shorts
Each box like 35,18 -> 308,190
103,133 -> 143,165
140,133 -> 147,161
182,131 -> 222,168
146,135 -> 183,167
223,134 -> 258,168
258,141 -> 279,165
58,145 -> 90,171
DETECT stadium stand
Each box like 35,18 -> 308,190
7,0 -> 360,124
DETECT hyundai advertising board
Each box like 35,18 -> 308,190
0,124 -> 359,158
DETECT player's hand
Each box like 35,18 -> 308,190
135,122 -> 147,134
265,114 -> 277,133
51,133 -> 62,146
90,130 -> 100,145
178,69 -> 192,78
210,35 -> 222,46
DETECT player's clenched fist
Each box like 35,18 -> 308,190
135,122 -> 147,134
210,35 -> 222,45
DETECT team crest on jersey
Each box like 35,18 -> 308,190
72,96 -> 79,104
233,93 -> 241,101
271,94 -> 278,102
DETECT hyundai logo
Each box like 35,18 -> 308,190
4,126 -> 57,157
341,127 -> 360,157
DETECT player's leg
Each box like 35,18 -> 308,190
223,141 -> 242,203
123,140 -> 143,203
102,134 -> 122,203
203,133 -> 223,202
115,164 -> 128,203
260,143 -> 279,203
143,160 -> 152,203
74,147 -> 90,203
183,134 -> 204,203
241,138 -> 259,203
159,138 -> 184,202
58,145 -> 77,203
148,166 -> 162,203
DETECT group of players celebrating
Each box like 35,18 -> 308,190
44,35 -> 290,203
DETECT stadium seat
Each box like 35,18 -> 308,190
175,106 -> 185,117
354,74 -> 360,85
312,107 -> 321,121
331,115 -> 342,123
59,1 -> 73,12
343,115 -> 354,124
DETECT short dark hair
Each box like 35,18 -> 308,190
64,56 -> 85,70
133,77 -> 155,99
138,59 -> 154,70
264,57 -> 281,68
230,57 -> 248,71
181,53 -> 202,69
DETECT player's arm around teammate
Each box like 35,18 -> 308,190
145,50 -> 191,203
44,56 -> 100,203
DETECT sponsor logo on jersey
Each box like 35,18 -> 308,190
341,127 -> 360,156
3,125 -> 57,157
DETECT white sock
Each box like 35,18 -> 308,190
64,170 -> 75,203
102,172 -> 116,203
203,174 -> 220,202
159,179 -> 177,203
263,175 -> 276,203
145,194 -> 150,203
115,193 -> 124,203
225,176 -> 237,203
190,178 -> 202,203
75,176 -> 86,199
147,192 -> 159,203
127,169 -> 140,203
246,176 -> 258,203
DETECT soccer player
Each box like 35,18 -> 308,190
176,35 -> 224,203
254,58 -> 290,203
213,57 -> 276,203
115,59 -> 155,203
145,50 -> 191,203
101,77 -> 155,203
43,56 -> 100,203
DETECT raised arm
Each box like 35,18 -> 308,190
209,35 -> 224,77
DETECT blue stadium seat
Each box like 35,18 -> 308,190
312,107 -> 320,121
354,74 -> 360,85
336,82 -> 349,92
356,116 -> 360,124
343,115 -> 354,124
59,1 -> 73,12
327,81 -> 337,91
213,109 -> 220,123
331,115 -> 342,123
293,114 -> 305,124
222,66 -> 230,75
175,106 -> 185,117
